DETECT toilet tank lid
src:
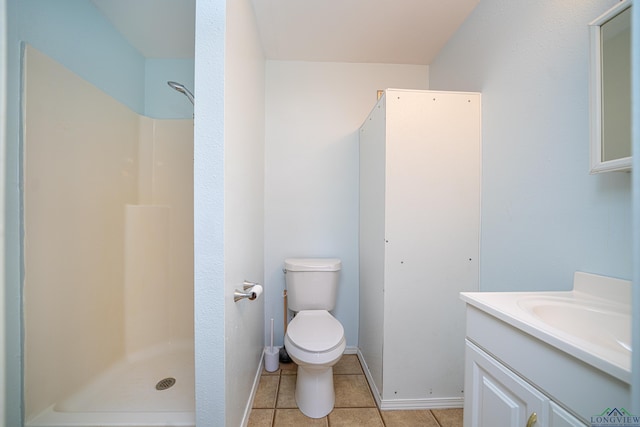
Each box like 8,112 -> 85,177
284,258 -> 341,272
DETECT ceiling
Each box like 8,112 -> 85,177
91,0 -> 479,65
251,0 -> 479,65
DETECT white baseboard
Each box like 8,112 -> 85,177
344,345 -> 358,355
379,397 -> 464,411
241,348 -> 266,427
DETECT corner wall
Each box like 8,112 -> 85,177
193,0 -> 226,424
429,0 -> 632,291
224,0 -> 266,424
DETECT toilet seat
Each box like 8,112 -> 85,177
286,310 -> 344,353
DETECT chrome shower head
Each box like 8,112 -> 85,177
167,81 -> 194,105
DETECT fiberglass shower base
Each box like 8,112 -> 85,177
26,341 -> 195,427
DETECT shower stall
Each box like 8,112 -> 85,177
22,46 -> 195,426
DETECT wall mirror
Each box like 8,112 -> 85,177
589,0 -> 632,173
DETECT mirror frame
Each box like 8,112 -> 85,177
589,0 -> 632,173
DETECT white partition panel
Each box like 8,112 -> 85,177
358,98 -> 388,398
359,89 -> 481,408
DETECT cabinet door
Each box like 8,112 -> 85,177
465,341 -> 547,427
549,402 -> 587,427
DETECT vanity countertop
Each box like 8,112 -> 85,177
460,272 -> 631,384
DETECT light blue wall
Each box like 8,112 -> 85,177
429,0 -> 632,292
145,58 -> 194,119
14,0 -> 145,113
12,1 -> 195,118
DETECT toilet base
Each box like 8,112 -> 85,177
295,365 -> 335,418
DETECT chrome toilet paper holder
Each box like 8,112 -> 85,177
234,280 -> 261,302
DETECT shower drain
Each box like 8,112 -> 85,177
155,377 -> 176,391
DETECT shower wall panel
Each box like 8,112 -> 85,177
23,45 -> 194,421
23,45 -> 138,417
124,205 -> 171,354
152,119 -> 195,345
139,119 -> 194,343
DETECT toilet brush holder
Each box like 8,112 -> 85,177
264,347 -> 279,372
265,318 -> 279,372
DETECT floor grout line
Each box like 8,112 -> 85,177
252,356 -> 462,427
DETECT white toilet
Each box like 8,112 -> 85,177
283,258 -> 346,419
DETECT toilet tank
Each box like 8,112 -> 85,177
284,258 -> 341,312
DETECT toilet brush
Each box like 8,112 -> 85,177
264,318 -> 279,372
270,318 -> 274,353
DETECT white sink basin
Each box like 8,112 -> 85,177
517,296 -> 631,355
460,272 -> 632,383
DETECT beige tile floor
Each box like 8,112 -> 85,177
248,354 -> 463,427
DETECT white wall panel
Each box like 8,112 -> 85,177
359,89 -> 480,407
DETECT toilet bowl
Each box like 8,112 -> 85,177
284,310 -> 346,418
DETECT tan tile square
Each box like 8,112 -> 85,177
273,409 -> 327,426
247,408 -> 274,427
276,375 -> 298,408
279,361 -> 298,375
328,408 -> 384,426
334,375 -> 376,408
432,408 -> 464,427
380,409 -> 440,427
262,365 -> 281,376
333,354 -> 363,375
253,375 -> 279,408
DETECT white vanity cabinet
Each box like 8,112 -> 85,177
461,278 -> 632,427
465,341 -> 586,427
